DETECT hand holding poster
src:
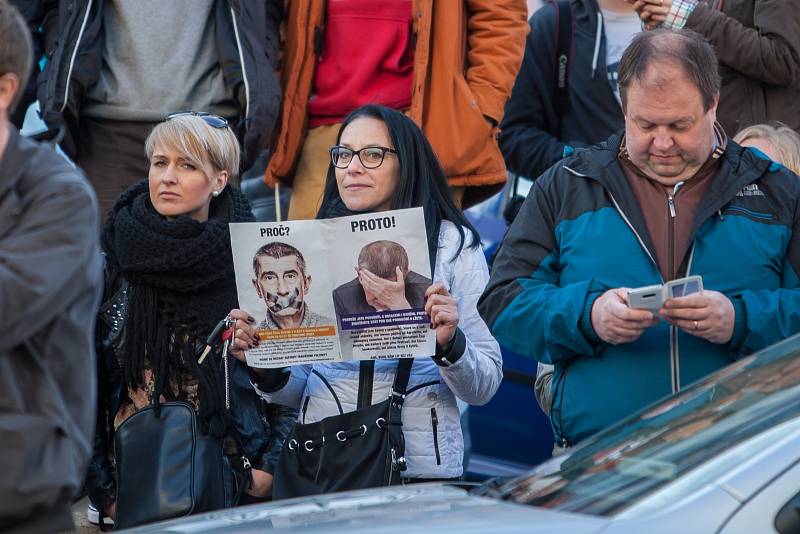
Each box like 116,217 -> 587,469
229,208 -> 436,368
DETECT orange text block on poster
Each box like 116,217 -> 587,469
256,326 -> 336,341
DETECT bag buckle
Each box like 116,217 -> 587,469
391,448 -> 408,472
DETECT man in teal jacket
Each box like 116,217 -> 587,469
479,29 -> 800,449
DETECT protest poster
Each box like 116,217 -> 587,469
229,207 -> 436,368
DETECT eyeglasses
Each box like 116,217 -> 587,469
330,145 -> 397,169
166,111 -> 229,129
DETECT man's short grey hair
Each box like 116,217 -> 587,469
253,242 -> 307,277
358,240 -> 409,280
618,29 -> 721,112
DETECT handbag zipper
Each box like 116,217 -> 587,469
430,408 -> 441,465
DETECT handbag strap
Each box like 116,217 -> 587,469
391,358 -> 414,397
357,358 -> 414,410
357,360 -> 375,410
387,358 -> 414,469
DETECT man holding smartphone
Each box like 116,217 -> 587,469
479,29 -> 800,451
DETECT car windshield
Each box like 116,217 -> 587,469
491,334 -> 800,517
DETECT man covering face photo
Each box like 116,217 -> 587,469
332,240 -> 431,316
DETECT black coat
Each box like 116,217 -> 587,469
499,0 -> 624,180
86,270 -> 298,513
34,0 -> 282,169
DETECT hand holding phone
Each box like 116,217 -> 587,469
628,276 -> 704,312
592,288 -> 661,345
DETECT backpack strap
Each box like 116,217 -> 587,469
549,0 -> 574,121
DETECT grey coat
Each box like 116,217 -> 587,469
0,126 -> 102,533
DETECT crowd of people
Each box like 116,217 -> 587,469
1,0 -> 799,531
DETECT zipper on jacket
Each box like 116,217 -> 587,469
566,165 -> 660,270
430,408 -> 441,465
229,6 -> 251,119
59,0 -> 94,112
667,181 -> 684,280
667,182 -> 684,393
607,190 -> 688,395
607,191 -> 661,272
671,243 -> 696,393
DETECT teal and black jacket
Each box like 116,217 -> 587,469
478,133 -> 800,446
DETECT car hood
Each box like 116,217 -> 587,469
122,484 -> 609,533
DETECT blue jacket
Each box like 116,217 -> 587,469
478,133 -> 800,446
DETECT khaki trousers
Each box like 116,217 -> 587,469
287,123 -> 340,220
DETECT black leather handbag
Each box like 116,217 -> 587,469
273,359 -> 413,499
113,402 -> 231,529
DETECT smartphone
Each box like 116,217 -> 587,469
628,275 -> 704,312
627,284 -> 665,312
664,275 -> 703,299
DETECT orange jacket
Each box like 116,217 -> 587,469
265,0 -> 529,205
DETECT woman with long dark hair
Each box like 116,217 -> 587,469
86,114 -> 296,526
230,105 -> 502,488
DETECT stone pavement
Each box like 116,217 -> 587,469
58,497 -> 100,534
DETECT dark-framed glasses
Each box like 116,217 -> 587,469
330,145 -> 397,169
166,111 -> 229,129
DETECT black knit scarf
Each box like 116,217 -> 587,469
101,180 -> 254,432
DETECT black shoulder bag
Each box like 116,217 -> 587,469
272,358 -> 413,499
113,401 -> 233,530
112,323 -> 251,530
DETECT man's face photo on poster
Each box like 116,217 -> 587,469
252,243 -> 311,326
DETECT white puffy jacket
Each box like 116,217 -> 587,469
255,221 -> 503,478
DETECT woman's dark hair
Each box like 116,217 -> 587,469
317,105 -> 480,262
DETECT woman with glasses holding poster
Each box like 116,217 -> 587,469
230,105 -> 503,497
87,113 -> 296,528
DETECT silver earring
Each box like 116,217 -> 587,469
212,190 -> 220,197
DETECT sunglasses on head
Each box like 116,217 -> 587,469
166,111 -> 229,129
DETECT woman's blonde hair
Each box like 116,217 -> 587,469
145,114 -> 241,183
734,122 -> 800,175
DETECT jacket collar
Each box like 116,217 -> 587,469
564,127 -> 772,270
567,125 -> 769,211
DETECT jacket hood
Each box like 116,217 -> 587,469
573,0 -> 604,79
